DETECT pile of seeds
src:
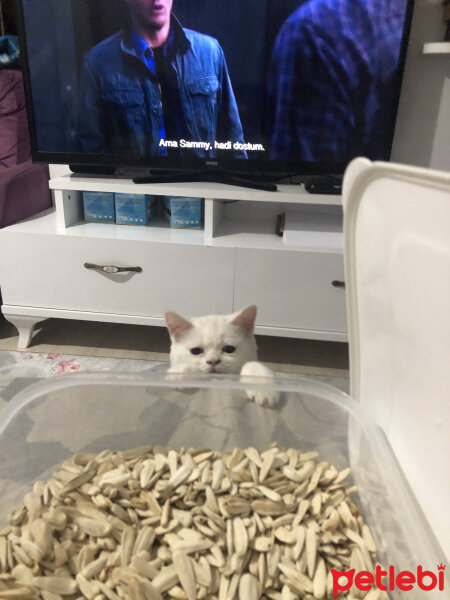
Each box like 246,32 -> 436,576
0,443 -> 386,599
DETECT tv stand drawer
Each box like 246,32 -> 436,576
0,231 -> 235,317
234,248 -> 347,334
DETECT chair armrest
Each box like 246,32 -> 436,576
0,163 -> 52,228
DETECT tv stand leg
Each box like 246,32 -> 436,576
4,315 -> 43,349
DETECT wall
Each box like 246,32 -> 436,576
391,0 -> 450,170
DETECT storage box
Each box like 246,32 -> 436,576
0,373 -> 445,599
343,158 -> 450,565
162,196 -> 203,228
115,193 -> 154,226
82,191 -> 115,223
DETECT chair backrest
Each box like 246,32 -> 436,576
343,157 -> 450,559
0,69 -> 31,169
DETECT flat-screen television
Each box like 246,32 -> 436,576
16,0 -> 414,183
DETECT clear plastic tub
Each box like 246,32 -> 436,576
0,373 -> 446,598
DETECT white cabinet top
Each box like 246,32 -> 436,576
49,175 -> 342,206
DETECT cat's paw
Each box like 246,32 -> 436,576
165,372 -> 185,382
166,365 -> 190,381
240,361 -> 280,408
245,388 -> 280,408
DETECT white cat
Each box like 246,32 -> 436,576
165,305 -> 280,407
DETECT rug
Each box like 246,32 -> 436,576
0,349 -> 349,413
0,350 -> 167,412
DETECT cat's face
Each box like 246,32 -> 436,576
165,305 -> 258,374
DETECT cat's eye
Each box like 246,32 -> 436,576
222,345 -> 236,353
190,347 -> 203,355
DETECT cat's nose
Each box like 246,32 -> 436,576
207,359 -> 221,366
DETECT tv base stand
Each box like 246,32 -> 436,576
133,169 -> 277,192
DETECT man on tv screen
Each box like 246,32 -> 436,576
77,0 -> 246,158
268,0 -> 408,164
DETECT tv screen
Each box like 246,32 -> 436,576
17,0 -> 414,178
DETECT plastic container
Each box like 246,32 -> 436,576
0,372 -> 446,598
343,158 -> 450,563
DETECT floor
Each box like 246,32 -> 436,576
0,316 -> 349,377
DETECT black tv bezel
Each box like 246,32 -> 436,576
15,0 -> 415,179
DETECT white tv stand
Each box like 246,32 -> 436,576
0,175 -> 347,349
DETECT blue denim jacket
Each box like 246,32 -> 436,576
77,16 -> 246,158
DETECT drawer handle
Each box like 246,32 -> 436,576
84,262 -> 142,274
331,280 -> 346,288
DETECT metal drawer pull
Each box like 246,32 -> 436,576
331,280 -> 346,288
84,262 -> 142,274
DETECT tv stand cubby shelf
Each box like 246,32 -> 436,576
0,175 -> 347,349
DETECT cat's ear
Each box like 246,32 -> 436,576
165,311 -> 193,340
230,305 -> 257,336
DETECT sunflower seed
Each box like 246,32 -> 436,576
292,525 -> 306,560
245,447 -> 263,468
274,527 -> 296,545
60,464 -> 98,495
212,460 -> 225,491
0,586 -> 36,599
253,536 -> 274,552
239,573 -> 260,600
278,561 -> 313,594
97,581 -> 123,600
174,539 -> 213,554
335,467 -> 351,484
313,557 -> 326,599
233,518 -> 248,557
149,564 -> 179,593
172,551 -> 196,600
251,501 -> 290,516
169,466 -> 192,489
10,564 -> 33,586
32,576 -> 78,595
139,460 -> 155,489
259,452 -> 275,483
0,538 -> 7,572
305,528 -> 317,579
76,518 -> 111,538
1,443 -> 381,600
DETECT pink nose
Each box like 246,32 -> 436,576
207,359 -> 221,366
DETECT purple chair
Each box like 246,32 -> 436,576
0,69 -> 52,308
0,69 -> 52,221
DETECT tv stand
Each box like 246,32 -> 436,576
133,170 -> 278,192
0,176 -> 347,349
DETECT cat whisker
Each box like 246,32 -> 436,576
200,365 -> 218,374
